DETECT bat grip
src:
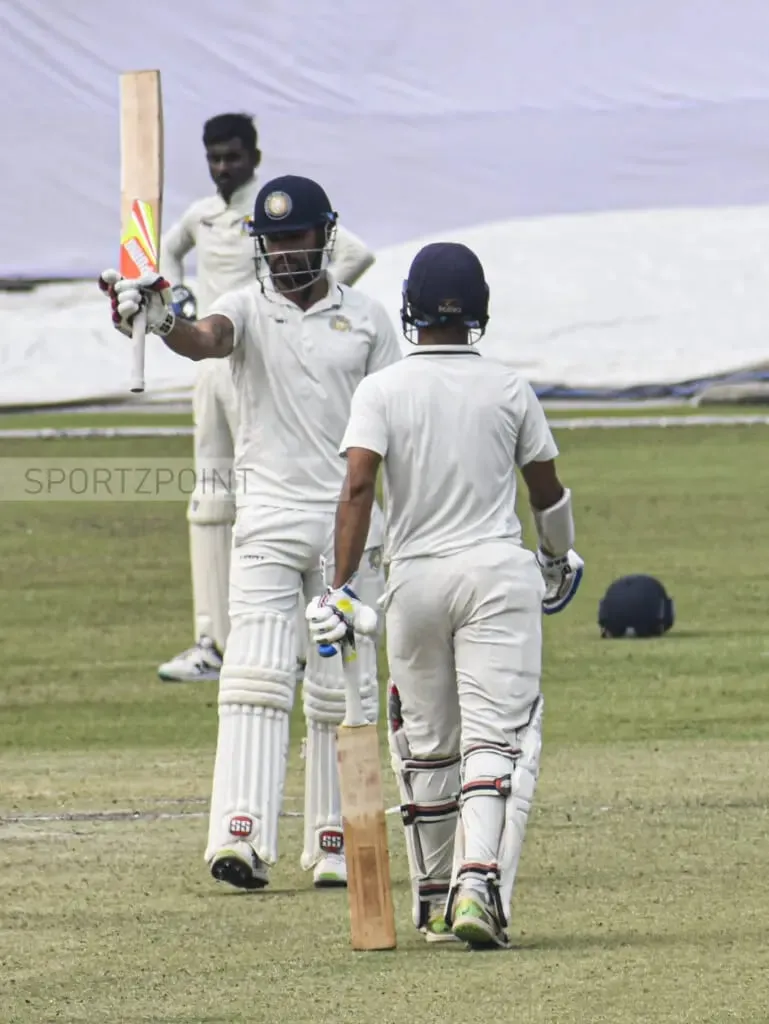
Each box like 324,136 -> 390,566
130,309 -> 147,393
317,640 -> 366,725
340,646 -> 367,727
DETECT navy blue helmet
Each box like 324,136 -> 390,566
598,575 -> 674,638
248,175 -> 338,295
401,242 -> 490,344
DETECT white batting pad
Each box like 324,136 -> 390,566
300,719 -> 342,871
188,521 -> 232,651
449,695 -> 544,924
388,718 -> 460,929
219,611 -> 296,709
205,703 -> 290,865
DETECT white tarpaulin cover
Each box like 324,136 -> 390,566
3,2 -> 769,403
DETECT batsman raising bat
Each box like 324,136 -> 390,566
156,113 -> 376,684
98,175 -> 401,889
307,242 -> 584,947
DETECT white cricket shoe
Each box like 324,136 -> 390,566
313,852 -> 348,888
450,888 -> 510,949
210,841 -> 269,890
157,635 -> 223,682
420,901 -> 458,943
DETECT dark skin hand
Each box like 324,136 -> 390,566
333,448 -> 381,588
206,137 -> 260,202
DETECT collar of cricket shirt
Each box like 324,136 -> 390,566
407,345 -> 481,356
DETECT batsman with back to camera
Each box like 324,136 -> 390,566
157,113 -> 376,685
98,174 -> 401,889
307,242 -> 584,947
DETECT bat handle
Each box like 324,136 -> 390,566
340,644 -> 367,727
130,308 -> 147,393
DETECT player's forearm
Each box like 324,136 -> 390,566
161,315 -> 233,361
333,482 -> 375,587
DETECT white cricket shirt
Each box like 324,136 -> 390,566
208,274 -> 402,510
339,345 -> 559,562
161,178 -> 374,315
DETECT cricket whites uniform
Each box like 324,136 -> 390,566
158,177 -> 375,677
204,271 -> 402,881
340,341 -> 555,941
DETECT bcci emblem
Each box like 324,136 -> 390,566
241,216 -> 253,236
330,314 -> 352,332
264,190 -> 292,220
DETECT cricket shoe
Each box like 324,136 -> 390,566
210,841 -> 269,890
313,852 -> 348,888
157,635 -> 223,682
420,902 -> 458,944
450,890 -> 510,950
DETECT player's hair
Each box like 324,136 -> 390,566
203,113 -> 258,153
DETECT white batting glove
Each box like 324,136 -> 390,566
98,269 -> 176,338
536,548 -> 584,615
306,586 -> 379,655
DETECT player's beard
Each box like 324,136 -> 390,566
269,249 -> 323,296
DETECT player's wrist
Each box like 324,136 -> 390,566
151,310 -> 176,337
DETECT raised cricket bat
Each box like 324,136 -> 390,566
336,641 -> 397,951
119,69 -> 164,394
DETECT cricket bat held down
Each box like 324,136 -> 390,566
336,643 -> 397,950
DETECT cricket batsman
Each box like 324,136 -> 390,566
157,113 -> 376,684
307,242 -> 584,945
98,174 -> 401,888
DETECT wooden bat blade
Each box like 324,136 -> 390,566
119,70 -> 163,243
119,69 -> 163,394
337,722 -> 397,951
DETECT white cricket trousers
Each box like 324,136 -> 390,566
384,541 -> 546,757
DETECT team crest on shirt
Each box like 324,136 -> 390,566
264,190 -> 292,220
330,314 -> 352,332
368,547 -> 383,570
241,215 -> 254,236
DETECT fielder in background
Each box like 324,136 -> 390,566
307,242 -> 584,947
98,175 -> 401,890
157,113 -> 376,683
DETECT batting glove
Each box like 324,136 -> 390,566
306,586 -> 379,654
536,548 -> 584,615
98,269 -> 176,338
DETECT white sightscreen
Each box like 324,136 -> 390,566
4,1 -> 769,278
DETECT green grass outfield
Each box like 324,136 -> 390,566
0,400 -> 763,433
1,415 -> 768,1023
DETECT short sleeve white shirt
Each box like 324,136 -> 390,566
339,346 -> 558,562
208,275 -> 402,510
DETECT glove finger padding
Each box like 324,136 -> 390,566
98,269 -> 132,337
100,270 -> 175,338
538,549 -> 584,615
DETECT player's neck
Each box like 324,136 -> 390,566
218,174 -> 255,204
283,273 -> 329,311
417,327 -> 469,346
